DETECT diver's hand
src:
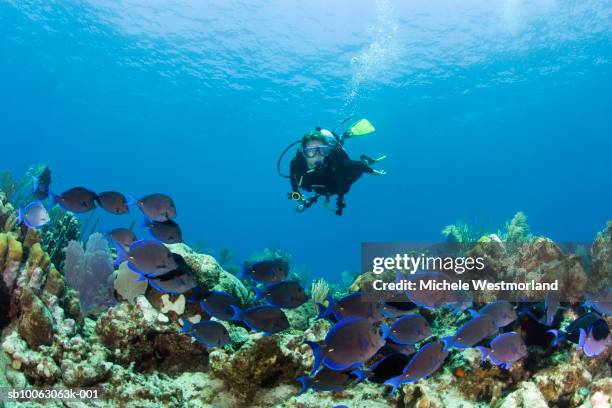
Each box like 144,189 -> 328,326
371,169 -> 386,176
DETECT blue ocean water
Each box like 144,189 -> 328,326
1,0 -> 611,284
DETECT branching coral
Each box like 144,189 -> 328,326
310,278 -> 329,306
504,211 -> 532,244
40,206 -> 80,270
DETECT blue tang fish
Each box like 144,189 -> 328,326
180,320 -> 230,348
548,313 -> 609,357
148,272 -> 196,294
352,352 -> 411,384
380,314 -> 431,345
306,317 -> 385,373
50,187 -> 97,213
241,259 -> 288,284
583,289 -> 612,316
477,332 -> 527,370
317,292 -> 384,323
18,201 -> 50,229
251,280 -> 307,309
230,305 -> 289,335
136,193 -> 177,222
200,291 -> 240,321
96,191 -> 129,215
115,239 -> 177,277
296,367 -> 356,394
442,314 -> 498,350
384,341 -> 448,395
108,228 -> 137,253
471,300 -> 517,328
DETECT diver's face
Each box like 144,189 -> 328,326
304,140 -> 329,170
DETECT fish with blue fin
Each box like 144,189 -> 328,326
241,259 -> 288,284
18,201 -> 50,229
317,292 -> 383,323
108,228 -> 137,253
136,193 -> 177,222
96,191 -> 129,215
142,218 -> 182,244
470,300 -> 517,328
442,314 -> 498,350
384,341 -> 448,395
180,319 -> 230,348
477,332 -> 526,370
200,291 -> 241,321
380,314 -> 431,345
548,312 -> 610,357
115,239 -> 177,277
32,166 -> 51,200
296,367 -> 357,394
306,316 -> 385,373
50,187 -> 97,213
230,305 -> 289,335
583,289 -> 612,316
354,352 -> 411,385
251,280 -> 307,309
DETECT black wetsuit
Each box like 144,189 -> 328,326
289,147 -> 373,215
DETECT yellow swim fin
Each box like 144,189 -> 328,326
344,118 -> 375,139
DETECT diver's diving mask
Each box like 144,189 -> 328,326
302,145 -> 332,158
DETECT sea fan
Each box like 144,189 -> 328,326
64,233 -> 115,315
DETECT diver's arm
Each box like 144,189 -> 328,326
338,158 -> 374,174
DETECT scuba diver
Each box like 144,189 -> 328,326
277,119 -> 386,216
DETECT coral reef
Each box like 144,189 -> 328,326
0,196 -> 609,408
40,206 -> 80,270
591,221 -> 612,292
169,243 -> 252,305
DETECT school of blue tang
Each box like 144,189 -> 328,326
17,167 -> 612,396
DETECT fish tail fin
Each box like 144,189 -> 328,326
134,273 -> 147,282
251,286 -> 264,301
49,192 -> 58,207
125,194 -> 137,207
180,320 -> 192,334
318,295 -> 338,319
316,302 -> 332,320
578,328 -> 587,349
114,244 -> 128,268
384,375 -> 402,396
296,377 -> 309,395
547,329 -> 565,347
581,292 -> 593,309
352,369 -> 369,384
467,308 -> 480,318
442,336 -> 454,351
304,340 -> 322,375
476,346 -> 490,362
17,207 -> 23,225
380,323 -> 391,340
240,263 -> 250,280
229,305 -> 243,321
